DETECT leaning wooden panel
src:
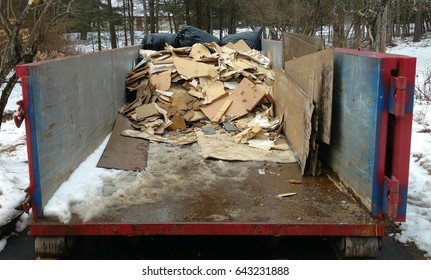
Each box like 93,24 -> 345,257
285,49 -> 334,144
282,33 -> 324,63
274,70 -> 314,174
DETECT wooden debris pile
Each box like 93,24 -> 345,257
119,40 -> 286,149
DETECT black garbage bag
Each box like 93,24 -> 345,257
221,27 -> 263,50
176,25 -> 221,47
142,33 -> 179,50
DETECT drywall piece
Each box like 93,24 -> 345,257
173,56 -> 218,79
274,69 -> 314,175
284,48 -> 334,144
150,69 -> 171,90
282,33 -> 324,62
196,130 -> 296,163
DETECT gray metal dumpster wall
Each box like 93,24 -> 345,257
23,45 -> 141,213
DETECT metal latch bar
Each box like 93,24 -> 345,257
389,76 -> 407,118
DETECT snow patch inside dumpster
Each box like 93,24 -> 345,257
44,136 -> 251,223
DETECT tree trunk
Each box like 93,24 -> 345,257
229,0 -> 235,34
129,0 -> 135,45
395,0 -> 401,37
185,0 -> 191,25
0,74 -> 18,128
155,0 -> 159,32
413,0 -> 422,42
149,0 -> 155,33
333,4 -> 345,48
97,0 -> 102,50
142,0 -> 149,34
219,4 -> 224,40
123,0 -> 129,46
106,0 -> 117,49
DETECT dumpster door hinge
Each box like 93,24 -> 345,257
389,76 -> 407,118
384,176 -> 400,218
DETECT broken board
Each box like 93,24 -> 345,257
97,114 -> 149,171
274,70 -> 314,174
284,48 -> 334,144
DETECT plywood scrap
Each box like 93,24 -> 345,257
233,125 -> 262,144
232,39 -> 252,53
171,92 -> 188,111
167,114 -> 187,131
230,78 -> 266,111
203,81 -> 227,104
190,43 -> 211,60
173,56 -> 218,79
121,42 -> 279,147
150,70 -> 171,90
274,69 -> 314,175
135,103 -> 160,120
284,48 -> 334,144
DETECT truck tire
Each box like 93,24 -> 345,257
332,236 -> 382,259
34,236 -> 75,258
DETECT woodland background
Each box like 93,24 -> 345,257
1,0 -> 431,123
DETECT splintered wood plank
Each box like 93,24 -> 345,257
97,114 -> 149,171
284,48 -> 334,144
274,70 -> 314,175
211,99 -> 232,123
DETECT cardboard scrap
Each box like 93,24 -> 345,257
150,70 -> 171,90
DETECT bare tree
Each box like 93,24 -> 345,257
0,0 -> 74,127
413,0 -> 423,42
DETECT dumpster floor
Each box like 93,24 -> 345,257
44,138 -> 377,227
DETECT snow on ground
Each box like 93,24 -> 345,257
1,33 -> 431,257
387,34 -> 431,258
